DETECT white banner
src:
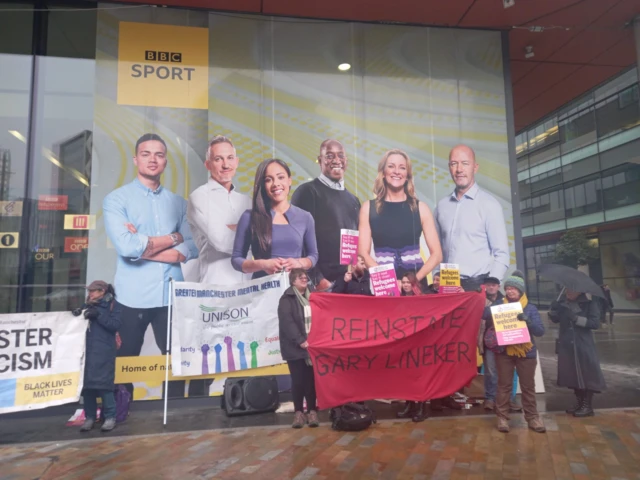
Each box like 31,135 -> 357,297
0,312 -> 86,414
171,273 -> 288,376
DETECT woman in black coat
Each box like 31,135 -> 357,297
278,268 -> 318,429
73,280 -> 122,432
549,289 -> 606,417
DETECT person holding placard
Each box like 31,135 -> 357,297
332,255 -> 372,295
357,149 -> 442,292
434,145 -> 509,291
493,272 -> 546,433
291,139 -> 361,290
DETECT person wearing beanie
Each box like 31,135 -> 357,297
494,270 -> 546,434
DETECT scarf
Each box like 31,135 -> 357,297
293,287 -> 313,366
503,294 -> 534,358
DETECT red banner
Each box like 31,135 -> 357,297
308,292 -> 485,409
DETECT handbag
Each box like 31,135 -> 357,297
483,327 -> 505,354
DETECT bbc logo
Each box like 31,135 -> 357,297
145,51 -> 182,63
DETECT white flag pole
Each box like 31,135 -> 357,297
163,277 -> 173,427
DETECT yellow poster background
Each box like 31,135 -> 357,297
117,22 -> 209,109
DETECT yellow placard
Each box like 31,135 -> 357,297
63,214 -> 96,230
115,355 -> 289,385
117,22 -> 209,109
14,371 -> 81,406
0,201 -> 23,217
439,263 -> 460,287
0,232 -> 19,248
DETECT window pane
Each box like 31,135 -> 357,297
531,187 -> 565,224
562,154 -> 599,182
0,3 -> 33,55
0,49 -> 32,313
20,7 -> 97,312
559,108 -> 597,154
595,84 -> 640,138
601,164 -> 640,210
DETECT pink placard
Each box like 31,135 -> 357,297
369,264 -> 400,296
339,229 -> 359,266
496,327 -> 531,346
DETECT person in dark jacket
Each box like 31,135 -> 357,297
599,284 -> 614,326
423,273 -> 440,294
278,269 -> 318,429
73,280 -> 121,433
494,272 -> 546,433
549,289 -> 606,417
479,276 -> 504,412
332,255 -> 372,295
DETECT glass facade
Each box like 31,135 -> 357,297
1,2 -> 518,398
518,68 -> 640,310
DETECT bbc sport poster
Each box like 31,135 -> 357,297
87,6 -> 514,400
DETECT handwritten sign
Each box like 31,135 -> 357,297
369,264 -> 399,296
490,302 -> 531,346
308,291 -> 486,409
339,229 -> 359,266
439,263 -> 461,293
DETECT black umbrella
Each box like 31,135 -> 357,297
537,263 -> 605,299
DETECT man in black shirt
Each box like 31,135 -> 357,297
332,255 -> 372,295
291,139 -> 361,291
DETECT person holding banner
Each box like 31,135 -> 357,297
103,133 -> 198,399
187,135 -> 252,284
494,272 -> 546,433
400,272 -> 423,296
358,149 -> 442,288
74,281 -> 121,433
232,159 -> 319,279
434,145 -> 509,291
291,139 -> 361,291
278,269 -> 318,429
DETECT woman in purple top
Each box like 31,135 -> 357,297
232,159 -> 319,279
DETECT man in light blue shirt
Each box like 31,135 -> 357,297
434,144 -> 509,291
103,133 -> 198,398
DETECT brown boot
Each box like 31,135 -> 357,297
528,417 -> 546,433
484,399 -> 495,411
497,418 -> 510,433
292,411 -> 306,429
307,410 -> 319,428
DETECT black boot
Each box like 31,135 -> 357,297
396,401 -> 416,419
566,389 -> 584,414
412,402 -> 428,423
573,390 -> 594,417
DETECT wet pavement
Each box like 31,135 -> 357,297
0,315 -> 638,448
0,408 -> 639,479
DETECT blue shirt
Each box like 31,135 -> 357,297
103,179 -> 198,308
231,205 -> 319,279
434,183 -> 509,279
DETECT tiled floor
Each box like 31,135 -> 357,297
1,409 -> 639,479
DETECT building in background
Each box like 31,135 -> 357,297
517,68 -> 640,311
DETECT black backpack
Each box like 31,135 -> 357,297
330,403 -> 376,431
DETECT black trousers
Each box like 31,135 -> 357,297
287,359 -> 317,413
116,303 -> 208,399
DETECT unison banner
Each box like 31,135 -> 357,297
308,292 -> 485,409
171,273 -> 288,376
0,312 -> 86,414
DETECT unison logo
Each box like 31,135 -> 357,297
199,305 -> 249,323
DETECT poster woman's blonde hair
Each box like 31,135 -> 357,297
373,149 -> 418,214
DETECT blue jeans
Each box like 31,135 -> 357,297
483,350 -> 498,401
83,389 -> 116,421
